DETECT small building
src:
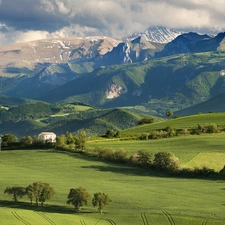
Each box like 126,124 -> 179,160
38,132 -> 56,143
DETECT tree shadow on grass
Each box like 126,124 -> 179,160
0,200 -> 94,214
35,149 -> 225,181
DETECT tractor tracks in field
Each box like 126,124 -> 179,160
104,218 -> 116,225
80,220 -> 87,225
162,210 -> 175,225
202,217 -> 210,225
141,212 -> 149,225
11,211 -> 31,225
36,211 -> 56,225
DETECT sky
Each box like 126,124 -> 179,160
0,0 -> 225,46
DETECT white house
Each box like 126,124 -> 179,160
38,132 -> 56,143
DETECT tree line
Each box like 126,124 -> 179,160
4,182 -> 111,214
2,126 -> 225,179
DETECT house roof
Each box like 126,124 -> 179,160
39,132 -> 56,136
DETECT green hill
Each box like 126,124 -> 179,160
120,112 -> 225,137
0,102 -> 142,137
174,92 -> 225,116
39,52 -> 225,115
0,95 -> 37,106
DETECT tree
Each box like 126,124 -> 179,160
55,135 -> 67,149
105,129 -> 115,138
67,187 -> 90,211
92,192 -> 112,214
26,182 -> 55,206
114,148 -> 130,163
2,134 -> 18,147
39,183 -> 55,206
166,110 -> 173,118
138,117 -> 155,125
137,149 -> 153,167
26,184 -> 35,204
75,130 -> 87,151
4,186 -> 26,202
20,136 -> 32,147
65,131 -> 75,145
153,152 -> 180,172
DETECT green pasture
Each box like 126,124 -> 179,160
88,133 -> 225,170
0,149 -> 225,224
121,113 -> 225,136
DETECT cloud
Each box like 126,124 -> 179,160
0,0 -> 225,46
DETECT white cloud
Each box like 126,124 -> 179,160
40,0 -> 55,14
1,0 -> 225,46
55,0 -> 70,14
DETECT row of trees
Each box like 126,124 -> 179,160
97,148 -> 181,172
4,182 -> 55,206
1,130 -> 87,150
67,187 -> 112,214
1,134 -> 54,148
55,131 -> 87,151
138,123 -> 222,140
4,183 -> 111,214
51,132 -> 225,178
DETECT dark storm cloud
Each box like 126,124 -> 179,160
0,0 -> 70,32
0,0 -> 225,45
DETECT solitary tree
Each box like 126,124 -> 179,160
92,192 -> 112,214
4,186 -> 26,202
67,187 -> 90,211
166,110 -> 173,118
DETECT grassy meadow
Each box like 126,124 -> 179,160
1,147 -> 225,224
88,133 -> 225,171
121,112 -> 225,137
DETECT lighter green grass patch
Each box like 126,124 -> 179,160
184,152 -> 225,171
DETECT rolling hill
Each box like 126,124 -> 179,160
174,92 -> 225,116
0,102 -> 143,137
37,52 -> 225,115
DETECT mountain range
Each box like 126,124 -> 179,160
1,26 -> 225,117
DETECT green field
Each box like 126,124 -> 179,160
1,147 -> 225,224
88,133 -> 225,170
121,113 -> 225,136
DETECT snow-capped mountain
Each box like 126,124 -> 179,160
125,26 -> 183,44
97,35 -> 165,66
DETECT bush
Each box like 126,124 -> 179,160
138,117 -> 155,125
153,152 -> 180,172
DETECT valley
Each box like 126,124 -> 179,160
1,26 -> 225,225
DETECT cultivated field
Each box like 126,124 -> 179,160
1,146 -> 225,224
88,133 -> 225,170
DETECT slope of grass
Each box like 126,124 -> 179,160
0,149 -> 225,224
175,92 -> 225,116
120,112 -> 225,136
88,133 -> 225,169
